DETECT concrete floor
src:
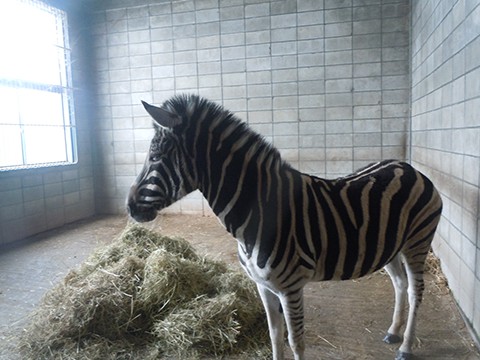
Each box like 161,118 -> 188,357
0,215 -> 127,359
0,215 -> 479,359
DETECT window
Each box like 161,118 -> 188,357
0,0 -> 76,170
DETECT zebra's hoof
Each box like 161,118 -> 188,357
383,333 -> 402,344
395,350 -> 413,360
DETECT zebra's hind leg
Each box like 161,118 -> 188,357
383,254 -> 407,345
394,251 -> 429,360
256,284 -> 286,360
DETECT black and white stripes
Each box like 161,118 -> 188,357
127,94 -> 442,360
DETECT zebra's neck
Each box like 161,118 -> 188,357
188,108 -> 293,238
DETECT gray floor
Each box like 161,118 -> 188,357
0,215 -> 127,359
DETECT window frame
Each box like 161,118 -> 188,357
0,0 -> 77,172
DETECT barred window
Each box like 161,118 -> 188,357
0,0 -> 76,170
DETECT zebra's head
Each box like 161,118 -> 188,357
127,99 -> 194,222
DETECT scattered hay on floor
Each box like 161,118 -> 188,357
19,225 -> 270,360
425,250 -> 449,294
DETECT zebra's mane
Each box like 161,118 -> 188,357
163,94 -> 292,170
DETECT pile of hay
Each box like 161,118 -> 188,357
19,226 -> 270,359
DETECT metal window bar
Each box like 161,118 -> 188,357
0,0 -> 76,171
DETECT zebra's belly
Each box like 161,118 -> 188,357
310,238 -> 400,282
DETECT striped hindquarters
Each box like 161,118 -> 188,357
309,160 -> 442,281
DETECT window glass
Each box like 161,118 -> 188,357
0,0 -> 76,170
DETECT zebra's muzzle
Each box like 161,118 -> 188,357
127,184 -> 158,223
127,201 -> 158,223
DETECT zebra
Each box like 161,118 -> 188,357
127,94 -> 443,360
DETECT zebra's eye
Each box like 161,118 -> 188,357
150,154 -> 161,162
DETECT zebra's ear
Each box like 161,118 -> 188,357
141,100 -> 181,129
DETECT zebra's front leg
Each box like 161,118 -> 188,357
279,288 -> 306,360
257,284 -> 286,360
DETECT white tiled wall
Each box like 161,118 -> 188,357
0,8 -> 96,246
411,0 -> 480,342
91,0 -> 410,215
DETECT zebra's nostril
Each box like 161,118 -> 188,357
127,184 -> 139,214
126,200 -> 138,218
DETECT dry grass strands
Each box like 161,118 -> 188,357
424,250 -> 449,294
154,293 -> 241,358
19,225 -> 270,359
